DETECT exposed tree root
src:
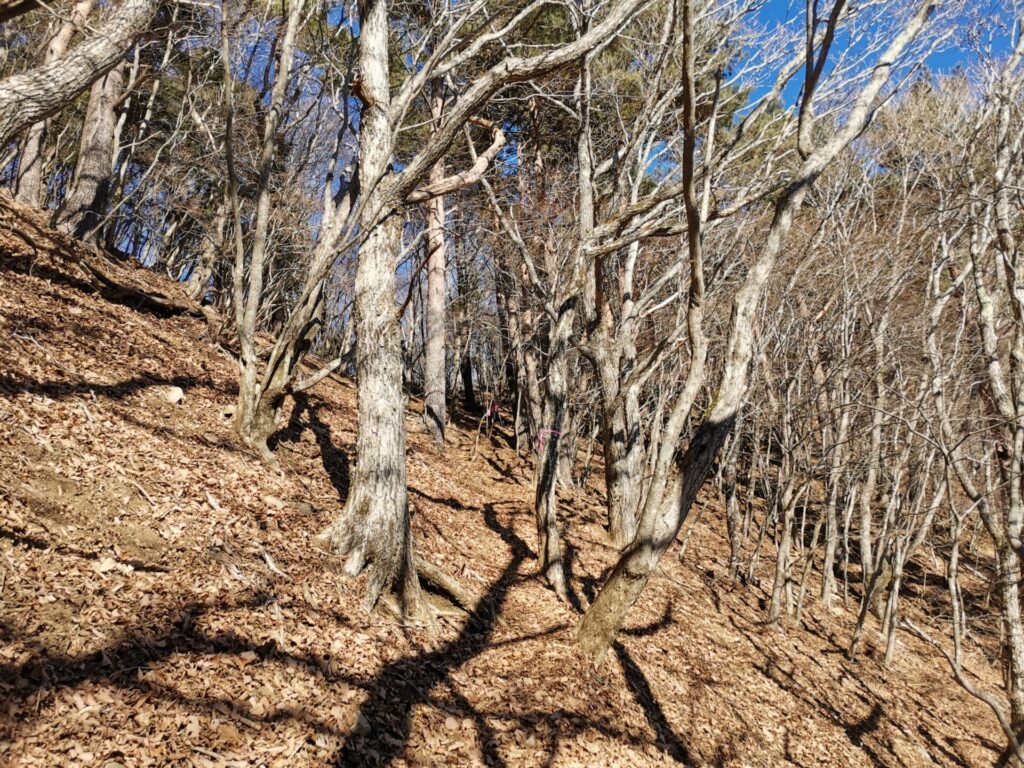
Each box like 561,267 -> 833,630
415,555 -> 487,616
77,258 -> 205,319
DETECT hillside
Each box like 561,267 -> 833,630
0,192 -> 1004,766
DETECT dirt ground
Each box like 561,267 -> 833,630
0,192 -> 1007,766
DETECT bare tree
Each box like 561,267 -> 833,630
422,87 -> 450,447
578,0 -> 944,663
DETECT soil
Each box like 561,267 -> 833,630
0,191 -> 1006,766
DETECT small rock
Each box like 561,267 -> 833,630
94,557 -> 118,574
163,386 -> 185,405
353,713 -> 371,735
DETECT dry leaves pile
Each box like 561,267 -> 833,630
0,193 -> 1005,766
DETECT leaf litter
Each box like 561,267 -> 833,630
0,192 -> 1006,766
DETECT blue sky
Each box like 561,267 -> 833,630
752,0 -> 1018,104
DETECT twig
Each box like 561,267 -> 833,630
261,548 -> 289,578
127,478 -> 156,507
79,401 -> 95,425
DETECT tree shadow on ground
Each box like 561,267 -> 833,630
272,393 -> 351,505
2,247 -> 198,320
562,538 -> 585,613
0,590 -> 364,744
916,724 -> 976,768
621,604 -> 674,638
1,501 -> 698,766
485,456 -> 519,483
333,502 -> 532,767
0,372 -> 208,401
723,613 -> 986,767
0,525 -> 169,572
613,641 -> 692,764
410,488 -> 475,511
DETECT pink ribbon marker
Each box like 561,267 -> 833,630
535,428 -> 563,454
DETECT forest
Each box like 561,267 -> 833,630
1,0 -> 1023,764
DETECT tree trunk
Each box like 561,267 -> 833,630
578,413 -> 733,663
0,0 -> 159,149
602,395 -> 641,546
768,478 -> 798,625
229,0 -> 306,454
533,309 -> 573,600
998,546 -> 1024,736
14,0 -> 97,207
54,60 -> 124,242
821,376 -> 851,606
320,214 -> 425,617
725,443 -> 743,579
860,325 -> 887,588
318,0 -> 426,620
187,202 -> 227,302
421,94 -> 448,447
460,349 -> 477,412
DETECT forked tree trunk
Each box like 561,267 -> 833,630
55,60 -> 124,242
229,0 -> 306,455
576,0 -> 936,657
15,0 -> 97,207
578,411 -> 733,662
593,248 -> 642,546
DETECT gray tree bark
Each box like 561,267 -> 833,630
0,0 -> 159,150
54,60 -> 124,242
318,0 -> 427,620
422,93 -> 449,447
14,0 -> 97,207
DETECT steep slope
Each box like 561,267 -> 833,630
0,192 -> 1004,766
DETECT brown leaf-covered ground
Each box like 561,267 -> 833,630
0,193 -> 1006,766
